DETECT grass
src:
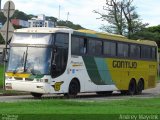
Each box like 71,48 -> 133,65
0,97 -> 160,114
0,98 -> 160,120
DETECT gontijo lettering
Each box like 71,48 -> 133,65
113,60 -> 137,68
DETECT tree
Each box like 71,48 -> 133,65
121,0 -> 148,38
130,25 -> 160,46
94,0 -> 147,38
93,0 -> 126,35
57,20 -> 84,30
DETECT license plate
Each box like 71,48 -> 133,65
5,83 -> 12,90
5,86 -> 12,90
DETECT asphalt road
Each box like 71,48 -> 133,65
0,83 -> 160,102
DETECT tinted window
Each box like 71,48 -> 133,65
71,36 -> 87,55
130,45 -> 140,58
95,40 -> 102,55
88,39 -> 96,55
80,38 -> 87,54
55,34 -> 69,47
103,41 -> 116,56
141,46 -> 151,59
151,47 -> 156,60
118,43 -> 128,57
71,37 -> 80,55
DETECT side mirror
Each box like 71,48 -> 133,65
2,48 -> 10,62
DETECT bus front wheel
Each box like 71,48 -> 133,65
65,79 -> 80,98
31,92 -> 43,98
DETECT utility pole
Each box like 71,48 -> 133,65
67,12 -> 69,21
0,0 -> 1,10
58,5 -> 61,21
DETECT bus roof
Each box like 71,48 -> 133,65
14,27 -> 74,34
74,29 -> 157,46
14,27 -> 157,46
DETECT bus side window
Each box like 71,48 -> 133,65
80,38 -> 87,54
71,37 -> 80,55
103,41 -> 116,57
130,45 -> 140,59
151,47 -> 156,60
141,46 -> 151,59
95,40 -> 102,56
117,43 -> 129,58
88,39 -> 96,55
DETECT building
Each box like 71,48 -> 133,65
28,14 -> 56,28
11,19 -> 29,28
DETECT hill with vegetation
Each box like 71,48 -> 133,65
0,10 -> 84,43
0,10 -> 160,46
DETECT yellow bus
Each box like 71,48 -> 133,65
5,27 -> 158,98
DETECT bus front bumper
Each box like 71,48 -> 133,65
5,80 -> 51,94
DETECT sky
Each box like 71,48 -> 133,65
1,0 -> 160,31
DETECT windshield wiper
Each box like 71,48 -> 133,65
24,48 -> 28,72
13,52 -> 26,74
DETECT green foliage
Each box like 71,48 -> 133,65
94,0 -> 147,38
0,10 -> 84,43
11,10 -> 29,20
46,16 -> 57,22
57,20 -> 84,30
0,12 -> 6,24
130,25 -> 160,47
147,25 -> 160,33
131,30 -> 160,41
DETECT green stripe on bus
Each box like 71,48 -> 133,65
83,56 -> 105,85
94,58 -> 114,85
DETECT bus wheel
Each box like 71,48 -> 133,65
128,79 -> 136,95
65,79 -> 80,98
136,79 -> 144,95
31,92 -> 43,98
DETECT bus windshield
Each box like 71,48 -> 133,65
7,46 -> 52,75
7,33 -> 53,75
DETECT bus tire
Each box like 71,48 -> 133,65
136,79 -> 144,95
128,79 -> 136,95
65,79 -> 80,98
31,92 -> 43,98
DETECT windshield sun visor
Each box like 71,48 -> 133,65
11,33 -> 53,45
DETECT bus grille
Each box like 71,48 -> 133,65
14,77 -> 23,80
25,78 -> 34,81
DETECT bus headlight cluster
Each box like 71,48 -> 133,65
5,76 -> 12,80
36,79 -> 48,83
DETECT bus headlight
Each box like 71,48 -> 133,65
5,76 -> 12,80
